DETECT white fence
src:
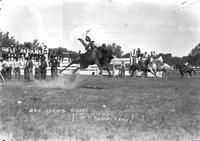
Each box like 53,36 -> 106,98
7,58 -> 162,77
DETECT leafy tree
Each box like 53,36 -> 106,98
184,42 -> 200,66
157,53 -> 181,66
189,42 -> 200,56
107,43 -> 123,58
0,31 -> 17,47
23,42 -> 33,49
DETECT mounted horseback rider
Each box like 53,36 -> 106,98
155,56 -> 164,68
60,36 -> 114,77
77,36 -> 104,74
77,36 -> 98,58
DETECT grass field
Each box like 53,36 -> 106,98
0,72 -> 200,141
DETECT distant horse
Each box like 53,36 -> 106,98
176,63 -> 196,78
129,59 -> 152,78
151,62 -> 175,79
129,58 -> 175,79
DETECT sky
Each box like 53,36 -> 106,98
0,0 -> 200,57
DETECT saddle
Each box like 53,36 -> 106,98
85,48 -> 102,60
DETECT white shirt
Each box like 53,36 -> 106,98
34,61 -> 40,68
13,61 -> 22,68
136,58 -> 139,64
22,61 -> 26,68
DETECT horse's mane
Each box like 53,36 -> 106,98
97,46 -> 114,59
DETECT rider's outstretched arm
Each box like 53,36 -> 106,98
78,38 -> 94,50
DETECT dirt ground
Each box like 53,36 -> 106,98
0,72 -> 200,141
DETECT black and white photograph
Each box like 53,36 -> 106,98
0,0 -> 200,140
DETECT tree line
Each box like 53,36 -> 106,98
0,31 -> 46,51
1,30 -> 200,66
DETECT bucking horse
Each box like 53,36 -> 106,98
60,46 -> 114,77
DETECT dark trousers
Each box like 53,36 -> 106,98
41,69 -> 46,80
35,68 -> 40,79
120,68 -> 125,77
14,67 -> 21,80
51,67 -> 58,79
24,68 -> 28,80
24,67 -> 32,81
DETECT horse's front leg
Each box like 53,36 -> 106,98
150,69 -> 157,79
164,71 -> 168,80
181,72 -> 184,78
106,68 -> 112,77
130,68 -> 135,77
95,59 -> 103,76
60,57 -> 80,74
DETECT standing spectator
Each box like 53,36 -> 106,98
13,58 -> 22,80
34,59 -> 40,80
24,57 -> 28,81
119,61 -> 126,77
136,48 -> 141,58
25,56 -> 33,81
40,56 -> 47,80
7,60 -> 13,80
1,57 -> 10,81
49,56 -> 59,79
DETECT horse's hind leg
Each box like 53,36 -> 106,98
106,69 -> 112,77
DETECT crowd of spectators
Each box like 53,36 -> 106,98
0,46 -> 60,82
